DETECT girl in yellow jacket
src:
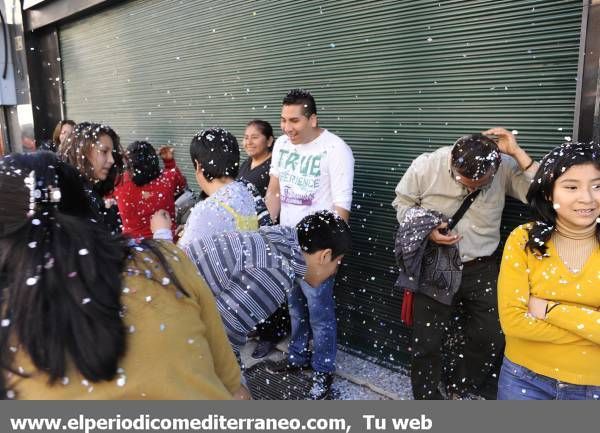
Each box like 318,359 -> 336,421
497,142 -> 600,400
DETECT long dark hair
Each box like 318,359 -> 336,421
525,141 -> 600,254
59,122 -> 124,196
0,152 -> 188,398
126,141 -> 161,186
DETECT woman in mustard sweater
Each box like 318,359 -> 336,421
497,142 -> 600,400
0,151 -> 247,399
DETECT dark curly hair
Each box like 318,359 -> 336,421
58,122 -> 124,196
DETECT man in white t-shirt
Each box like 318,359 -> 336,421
265,89 -> 354,399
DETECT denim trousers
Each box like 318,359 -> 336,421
497,357 -> 600,400
287,277 -> 336,373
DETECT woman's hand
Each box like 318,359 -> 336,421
158,146 -> 174,161
151,209 -> 172,233
528,295 -> 549,319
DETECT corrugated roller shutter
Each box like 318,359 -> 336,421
59,0 -> 582,367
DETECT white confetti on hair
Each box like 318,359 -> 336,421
116,375 -> 127,387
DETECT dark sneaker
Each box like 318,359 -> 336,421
265,358 -> 309,374
251,340 -> 276,359
309,372 -> 333,400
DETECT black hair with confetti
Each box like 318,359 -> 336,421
190,128 -> 240,181
451,133 -> 501,180
296,210 -> 352,258
0,151 -> 188,399
526,141 -> 600,254
126,140 -> 161,187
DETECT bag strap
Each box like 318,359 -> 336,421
447,189 -> 481,230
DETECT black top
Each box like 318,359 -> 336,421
84,181 -> 122,235
237,156 -> 271,197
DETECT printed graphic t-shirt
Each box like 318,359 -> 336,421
270,129 -> 354,227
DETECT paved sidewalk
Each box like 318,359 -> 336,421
241,339 -> 413,400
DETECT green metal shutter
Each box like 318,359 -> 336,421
60,0 -> 582,368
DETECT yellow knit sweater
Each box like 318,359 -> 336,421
498,224 -> 600,386
6,242 -> 240,399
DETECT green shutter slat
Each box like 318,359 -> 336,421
59,0 -> 582,367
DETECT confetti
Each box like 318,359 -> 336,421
116,375 -> 127,387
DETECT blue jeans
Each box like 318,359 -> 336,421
287,277 -> 336,373
497,357 -> 600,400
